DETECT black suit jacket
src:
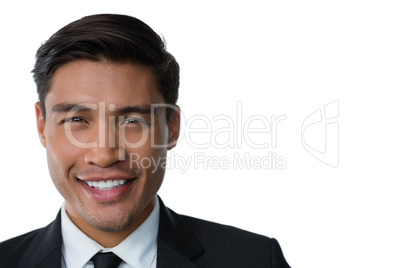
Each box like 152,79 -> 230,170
0,198 -> 291,267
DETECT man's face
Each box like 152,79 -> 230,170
36,60 -> 179,236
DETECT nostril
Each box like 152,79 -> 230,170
83,146 -> 121,167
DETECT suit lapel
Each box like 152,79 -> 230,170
157,243 -> 201,268
156,197 -> 204,267
18,211 -> 63,268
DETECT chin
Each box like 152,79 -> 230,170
86,210 -> 135,233
80,201 -> 138,233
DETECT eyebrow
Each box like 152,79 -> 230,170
114,105 -> 153,114
51,103 -> 156,115
51,103 -> 94,114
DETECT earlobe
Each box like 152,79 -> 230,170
35,102 -> 46,148
167,106 -> 180,150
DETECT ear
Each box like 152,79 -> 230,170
35,102 -> 46,148
167,106 -> 180,150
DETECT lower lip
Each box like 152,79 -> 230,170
79,180 -> 134,202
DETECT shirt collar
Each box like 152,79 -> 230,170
61,197 -> 160,268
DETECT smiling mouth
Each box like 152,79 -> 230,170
80,179 -> 129,191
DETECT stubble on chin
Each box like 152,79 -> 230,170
78,200 -> 137,233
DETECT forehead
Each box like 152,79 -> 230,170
45,60 -> 163,108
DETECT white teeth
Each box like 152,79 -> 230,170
84,179 -> 127,190
98,181 -> 106,188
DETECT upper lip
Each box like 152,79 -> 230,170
77,176 -> 135,182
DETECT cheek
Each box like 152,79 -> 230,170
127,134 -> 167,187
46,147 -> 70,199
141,148 -> 166,198
45,132 -> 81,184
123,123 -> 168,148
48,141 -> 77,168
125,121 -> 168,156
46,140 -> 84,203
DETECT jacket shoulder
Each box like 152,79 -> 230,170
0,212 -> 62,268
184,215 -> 270,244
0,228 -> 45,265
181,215 -> 291,268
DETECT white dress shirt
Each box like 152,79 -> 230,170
61,198 -> 159,268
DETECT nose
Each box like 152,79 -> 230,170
83,121 -> 124,167
84,145 -> 123,167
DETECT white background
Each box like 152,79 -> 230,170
0,1 -> 401,267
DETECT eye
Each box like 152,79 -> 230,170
62,117 -> 88,124
120,117 -> 148,126
125,118 -> 140,124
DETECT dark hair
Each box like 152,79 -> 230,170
32,14 -> 179,121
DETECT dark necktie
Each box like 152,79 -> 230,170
91,252 -> 122,268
